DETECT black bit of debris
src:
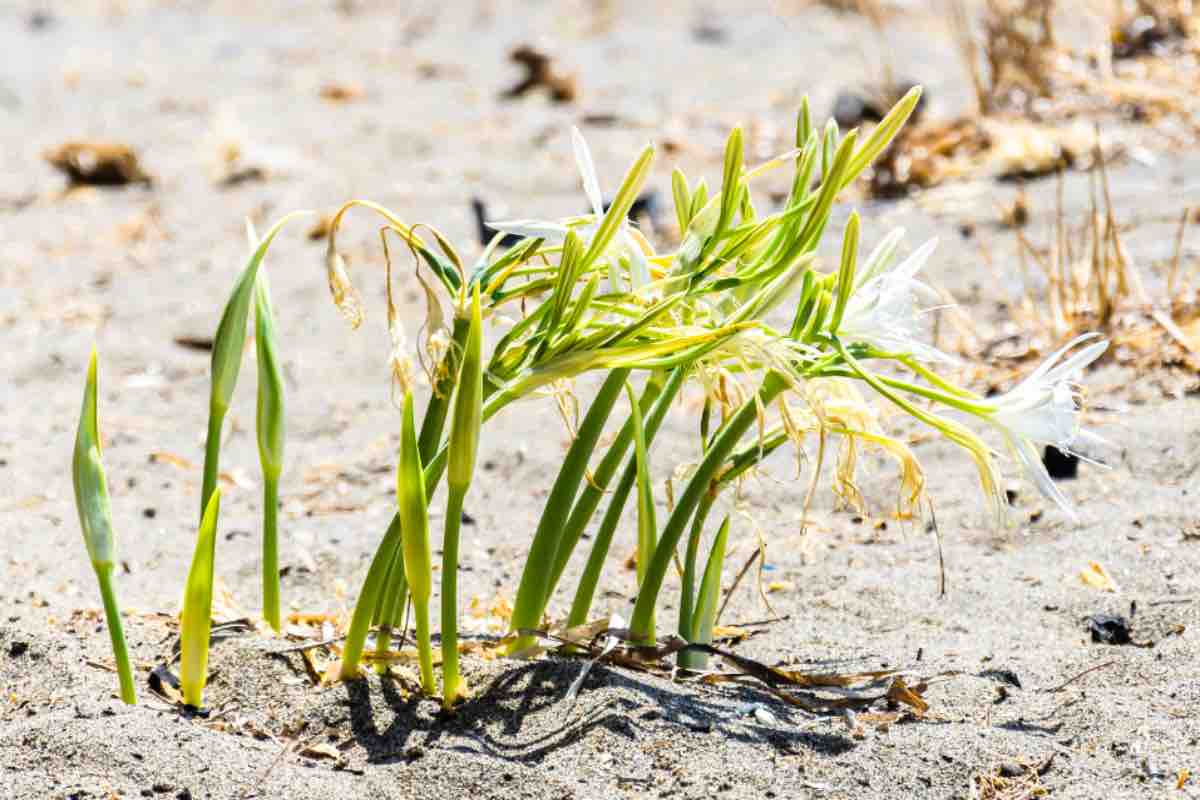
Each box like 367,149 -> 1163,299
1088,614 -> 1132,645
470,198 -> 521,249
1042,445 -> 1078,480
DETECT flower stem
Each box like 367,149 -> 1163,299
261,474 -> 280,633
440,486 -> 466,707
199,407 -> 224,525
96,564 -> 136,705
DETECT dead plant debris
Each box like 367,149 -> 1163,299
502,45 -> 577,103
44,141 -> 153,187
870,116 -> 1099,197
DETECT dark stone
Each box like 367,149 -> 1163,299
1088,614 -> 1132,645
1042,445 -> 1078,480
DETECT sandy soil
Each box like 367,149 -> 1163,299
2,2 -> 1199,799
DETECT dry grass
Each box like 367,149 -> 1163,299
981,152 -> 1200,384
948,0 -> 1058,116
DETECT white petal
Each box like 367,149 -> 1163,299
856,227 -> 905,288
1009,434 -> 1078,523
891,237 -> 938,282
1018,333 -> 1105,390
571,126 -> 605,217
622,229 -> 652,288
1041,339 -> 1108,385
485,219 -> 571,241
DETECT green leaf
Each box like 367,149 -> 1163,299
671,167 -> 691,234
828,211 -> 860,335
397,390 -> 435,693
73,350 -> 114,568
692,515 -> 730,644
181,489 -> 221,708
72,350 -> 136,704
201,212 -> 305,521
448,285 -> 484,493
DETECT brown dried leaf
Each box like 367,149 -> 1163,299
44,141 -> 152,186
319,83 -> 363,103
886,676 -> 929,716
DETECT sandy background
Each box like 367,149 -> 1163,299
2,1 -> 1199,798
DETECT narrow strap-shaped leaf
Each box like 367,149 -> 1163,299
340,514 -> 404,680
181,489 -> 221,708
254,270 -> 286,632
202,212 -> 304,521
508,368 -> 630,650
580,144 -> 655,270
627,382 -> 657,645
671,167 -> 691,234
397,390 -> 435,693
828,211 -> 860,335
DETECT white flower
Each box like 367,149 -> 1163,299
487,127 -> 652,291
836,236 -> 949,362
982,333 -> 1108,521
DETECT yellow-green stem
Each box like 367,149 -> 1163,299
96,565 -> 137,704
440,486 -> 466,708
199,408 -> 224,525
261,475 -> 280,632
629,372 -> 788,644
412,596 -> 435,693
339,514 -> 403,680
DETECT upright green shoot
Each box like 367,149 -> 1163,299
508,368 -> 631,651
629,372 -> 790,644
254,269 -> 286,632
339,514 -> 403,680
200,215 -> 303,523
441,285 -> 483,708
181,490 -> 222,708
626,382 -> 657,645
678,515 -> 730,670
397,390 -> 436,694
72,350 -> 137,705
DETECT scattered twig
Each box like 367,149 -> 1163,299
1044,659 -> 1117,693
715,547 -> 761,624
270,635 -> 347,654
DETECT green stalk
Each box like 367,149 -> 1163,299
679,515 -> 730,670
199,412 -> 224,528
397,390 -> 435,694
507,368 -> 630,651
261,475 -> 280,631
566,367 -> 685,628
442,286 -> 483,709
420,316 -> 472,464
369,316 -> 472,642
200,214 -> 302,523
678,491 -> 716,645
543,370 -> 667,602
254,270 -> 285,633
629,372 -> 789,644
627,382 -> 657,645
373,545 -> 408,674
370,540 -> 400,626
181,490 -> 221,708
71,349 -> 136,705
95,565 -> 136,703
340,514 -> 403,680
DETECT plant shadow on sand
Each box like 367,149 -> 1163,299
341,657 -> 858,766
